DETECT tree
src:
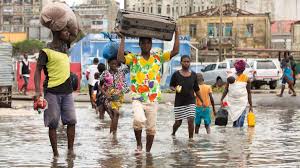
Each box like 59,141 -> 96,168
12,39 -> 46,56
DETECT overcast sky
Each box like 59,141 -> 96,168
65,0 -> 124,8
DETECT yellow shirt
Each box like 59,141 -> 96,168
196,84 -> 212,107
236,74 -> 249,83
42,48 -> 70,88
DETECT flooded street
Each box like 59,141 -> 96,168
0,102 -> 300,167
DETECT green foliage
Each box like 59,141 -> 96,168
12,39 -> 46,56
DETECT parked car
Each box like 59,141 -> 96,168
247,59 -> 281,90
201,59 -> 253,85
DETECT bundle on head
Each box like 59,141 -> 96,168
234,60 -> 246,73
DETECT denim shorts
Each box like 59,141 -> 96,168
44,92 -> 77,129
195,107 -> 211,126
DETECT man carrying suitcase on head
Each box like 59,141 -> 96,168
116,27 -> 179,153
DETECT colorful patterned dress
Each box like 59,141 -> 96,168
125,51 -> 171,103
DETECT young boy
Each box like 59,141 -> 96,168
195,73 -> 216,134
278,61 -> 296,97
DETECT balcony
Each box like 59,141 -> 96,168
198,37 -> 236,50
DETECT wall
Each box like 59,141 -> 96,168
178,15 -> 271,48
0,32 -> 27,43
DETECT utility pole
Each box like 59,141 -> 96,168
218,0 -> 223,61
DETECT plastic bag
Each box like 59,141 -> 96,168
215,108 -> 228,126
102,32 -> 119,60
133,100 -> 146,122
247,111 -> 256,127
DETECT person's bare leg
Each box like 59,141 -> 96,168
205,125 -> 211,134
195,125 -> 200,134
187,117 -> 194,139
288,83 -> 297,96
172,120 -> 182,136
67,124 -> 75,155
49,128 -> 59,157
278,85 -> 285,97
98,105 -> 105,120
134,129 -> 142,151
146,134 -> 154,152
112,110 -> 119,135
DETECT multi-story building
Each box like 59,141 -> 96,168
178,4 -> 271,61
73,0 -> 119,34
124,0 -> 235,19
0,0 -> 42,33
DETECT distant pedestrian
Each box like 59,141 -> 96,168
170,55 -> 204,139
195,73 -> 216,134
277,61 -> 296,97
19,53 -> 30,95
86,57 -> 100,108
221,60 -> 253,127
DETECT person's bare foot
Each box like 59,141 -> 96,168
277,94 -> 283,97
67,149 -> 75,158
292,93 -> 297,97
53,151 -> 59,158
135,145 -> 142,154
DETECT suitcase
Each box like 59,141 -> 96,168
115,9 -> 176,41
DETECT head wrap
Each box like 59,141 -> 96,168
234,60 -> 246,73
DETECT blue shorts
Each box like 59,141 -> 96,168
195,107 -> 211,126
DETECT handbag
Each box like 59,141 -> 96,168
215,108 -> 228,126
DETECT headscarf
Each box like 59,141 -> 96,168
234,60 -> 246,73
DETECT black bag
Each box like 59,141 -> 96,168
70,72 -> 79,91
215,108 -> 228,126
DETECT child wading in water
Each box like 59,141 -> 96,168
195,73 -> 216,134
99,57 -> 128,135
278,61 -> 296,97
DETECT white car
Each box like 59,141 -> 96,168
201,59 -> 253,85
247,59 -> 281,90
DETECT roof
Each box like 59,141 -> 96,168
271,20 -> 295,34
180,4 -> 267,18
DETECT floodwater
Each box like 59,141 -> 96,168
0,103 -> 300,168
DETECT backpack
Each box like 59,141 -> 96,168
215,108 -> 228,126
70,72 -> 79,91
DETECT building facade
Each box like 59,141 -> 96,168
73,0 -> 119,33
178,4 -> 271,50
124,0 -> 235,19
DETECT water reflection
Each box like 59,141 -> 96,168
0,105 -> 300,167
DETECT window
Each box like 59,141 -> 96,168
158,5 -> 162,14
142,7 -> 145,12
257,61 -> 277,69
224,23 -> 233,37
167,5 -> 170,14
133,5 -> 135,11
218,63 -> 227,69
246,24 -> 254,37
151,6 -> 153,13
189,24 -> 197,37
138,7 -> 140,11
204,64 -> 216,71
208,23 -> 214,37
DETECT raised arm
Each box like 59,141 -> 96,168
170,27 -> 180,59
116,29 -> 126,64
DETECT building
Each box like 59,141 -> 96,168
292,21 -> 300,56
273,0 -> 300,21
178,4 -> 271,61
271,20 -> 295,50
0,0 -> 42,33
73,0 -> 119,34
124,0 -> 236,19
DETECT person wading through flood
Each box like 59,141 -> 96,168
116,27 -> 179,153
19,53 -> 31,95
169,55 -> 204,139
34,3 -> 79,157
221,60 -> 253,127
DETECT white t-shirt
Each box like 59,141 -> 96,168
86,64 -> 98,86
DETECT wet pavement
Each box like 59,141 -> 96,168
0,102 -> 300,167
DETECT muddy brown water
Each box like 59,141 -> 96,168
0,103 -> 300,167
